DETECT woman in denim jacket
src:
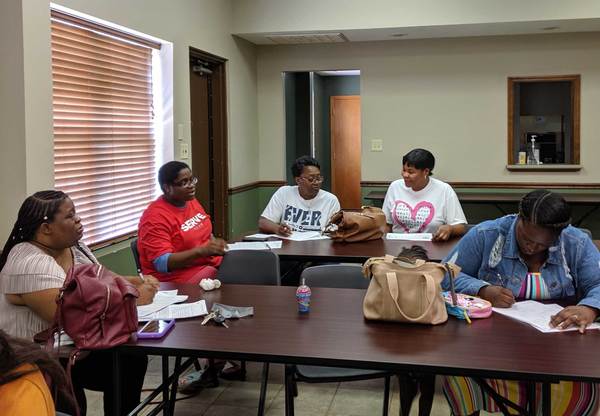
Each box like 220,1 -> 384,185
441,190 -> 600,416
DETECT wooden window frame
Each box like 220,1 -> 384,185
507,74 -> 580,169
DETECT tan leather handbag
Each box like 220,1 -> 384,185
362,255 -> 460,325
324,206 -> 387,243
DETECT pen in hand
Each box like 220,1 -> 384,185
138,271 -> 146,284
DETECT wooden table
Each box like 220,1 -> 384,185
116,284 -> 600,416
364,190 -> 600,226
271,237 -> 458,262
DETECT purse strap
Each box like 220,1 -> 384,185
385,271 -> 438,322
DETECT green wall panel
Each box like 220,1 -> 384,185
229,188 -> 260,238
94,239 -> 137,276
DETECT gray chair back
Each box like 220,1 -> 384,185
301,264 -> 368,289
217,250 -> 280,286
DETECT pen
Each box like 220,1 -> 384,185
495,273 -> 505,287
138,272 -> 146,283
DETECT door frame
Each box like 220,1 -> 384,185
189,47 -> 229,238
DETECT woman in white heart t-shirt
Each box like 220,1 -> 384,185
382,149 -> 467,241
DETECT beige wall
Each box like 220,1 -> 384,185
0,0 -> 54,241
234,0 -> 600,34
0,0 -> 258,240
257,32 -> 600,183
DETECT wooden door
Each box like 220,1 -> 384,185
189,69 -> 210,210
189,48 -> 229,238
331,96 -> 361,208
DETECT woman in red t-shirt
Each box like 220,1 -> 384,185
138,161 -> 227,283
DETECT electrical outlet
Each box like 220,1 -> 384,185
371,139 -> 383,152
180,143 -> 189,159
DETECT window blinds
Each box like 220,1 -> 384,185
51,11 -> 158,246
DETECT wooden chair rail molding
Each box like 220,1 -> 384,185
228,181 -> 287,195
360,181 -> 600,190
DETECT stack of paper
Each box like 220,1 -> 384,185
493,300 -> 600,333
137,290 -> 189,320
139,300 -> 208,321
386,233 -> 433,241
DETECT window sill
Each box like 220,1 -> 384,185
506,164 -> 582,172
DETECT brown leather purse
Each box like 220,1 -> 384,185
362,255 -> 460,325
323,206 -> 387,243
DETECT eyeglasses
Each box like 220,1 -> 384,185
300,175 -> 324,184
173,177 -> 198,188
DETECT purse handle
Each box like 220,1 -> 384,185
385,271 -> 438,322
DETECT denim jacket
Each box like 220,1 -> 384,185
441,215 -> 600,311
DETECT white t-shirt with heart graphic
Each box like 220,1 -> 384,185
382,177 -> 467,234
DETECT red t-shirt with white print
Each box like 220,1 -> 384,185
137,196 -> 222,282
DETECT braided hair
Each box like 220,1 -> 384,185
0,190 -> 68,271
518,189 -> 571,232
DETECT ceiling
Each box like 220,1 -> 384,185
235,18 -> 600,45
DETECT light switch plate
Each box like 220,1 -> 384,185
371,139 -> 383,152
180,143 -> 189,159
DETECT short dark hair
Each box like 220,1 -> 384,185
291,156 -> 320,178
397,245 -> 430,262
519,190 -> 571,231
402,149 -> 435,175
158,161 -> 190,192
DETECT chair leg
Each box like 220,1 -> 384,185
241,360 -> 247,381
257,363 -> 269,416
284,365 -> 295,416
169,357 -> 182,415
382,375 -> 390,416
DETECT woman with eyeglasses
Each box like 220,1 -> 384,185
137,161 -> 227,284
382,148 -> 467,241
259,155 -> 340,236
440,190 -> 600,415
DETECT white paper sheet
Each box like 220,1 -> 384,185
493,300 -> 600,333
265,240 -> 283,249
139,300 -> 208,321
277,231 -> 329,241
244,233 -> 276,239
227,240 -> 283,250
228,242 -> 270,250
386,233 -> 433,241
137,290 -> 189,318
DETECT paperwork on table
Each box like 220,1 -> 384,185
138,300 -> 208,322
228,241 -> 282,250
137,290 -> 188,320
245,231 -> 329,242
493,300 -> 600,333
386,233 -> 433,241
